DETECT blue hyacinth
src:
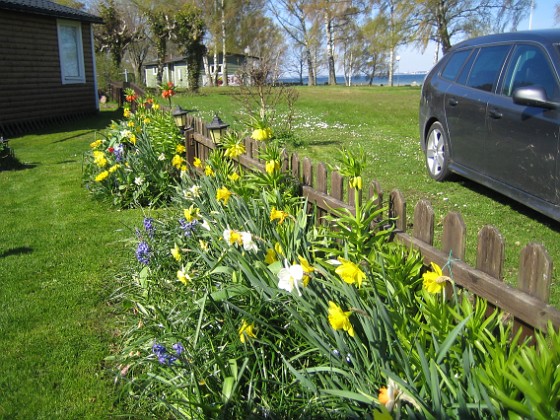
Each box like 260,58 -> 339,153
179,218 -> 198,237
136,241 -> 150,265
143,217 -> 155,238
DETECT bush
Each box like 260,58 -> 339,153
83,97 -> 185,208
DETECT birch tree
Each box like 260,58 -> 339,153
410,0 -> 531,55
269,0 -> 322,86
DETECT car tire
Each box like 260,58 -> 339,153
425,121 -> 451,181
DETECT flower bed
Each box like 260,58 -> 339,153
85,100 -> 560,418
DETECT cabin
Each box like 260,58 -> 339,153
144,53 -> 257,89
0,0 -> 103,137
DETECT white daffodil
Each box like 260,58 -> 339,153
278,260 -> 304,296
200,219 -> 211,231
241,232 -> 259,252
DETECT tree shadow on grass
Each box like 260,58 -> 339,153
0,246 -> 33,258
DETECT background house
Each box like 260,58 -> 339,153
0,0 -> 103,137
144,53 -> 257,89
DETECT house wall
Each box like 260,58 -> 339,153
0,10 -> 98,136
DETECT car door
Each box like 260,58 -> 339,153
444,45 -> 512,175
486,44 -> 560,204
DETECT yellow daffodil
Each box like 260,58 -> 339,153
171,154 -> 184,169
123,108 -> 131,118
349,176 -> 362,190
298,255 -> 314,286
93,150 -> 107,167
265,160 -> 280,175
199,239 -> 209,251
205,165 -> 215,177
89,139 -> 103,149
228,172 -> 240,182
422,262 -> 452,294
171,244 -> 181,262
193,157 -> 203,168
223,228 -> 243,246
225,142 -> 245,158
328,301 -> 354,337
127,120 -> 135,128
264,248 -> 277,265
129,134 -> 137,145
177,268 -> 190,285
143,117 -> 150,124
216,186 -> 232,205
95,170 -> 109,182
183,205 -> 200,222
108,164 -> 120,173
270,207 -> 289,224
239,320 -> 256,343
335,257 -> 365,287
274,242 -> 284,257
176,144 -> 186,154
152,103 -> 160,111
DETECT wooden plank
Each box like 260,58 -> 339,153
442,212 -> 467,260
394,231 -> 560,331
303,158 -> 314,187
476,225 -> 504,279
291,153 -> 300,180
413,199 -> 434,245
331,171 -> 344,201
389,189 -> 406,232
518,243 -> 552,302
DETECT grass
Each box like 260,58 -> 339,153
0,109 -> 143,417
177,85 -> 560,307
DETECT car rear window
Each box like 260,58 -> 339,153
464,45 -> 511,92
441,49 -> 472,81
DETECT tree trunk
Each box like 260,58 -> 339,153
221,0 -> 228,87
325,12 -> 336,85
388,47 -> 394,87
306,48 -> 315,86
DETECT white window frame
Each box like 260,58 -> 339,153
57,19 -> 86,84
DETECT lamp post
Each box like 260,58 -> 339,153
172,106 -> 188,133
206,114 -> 229,143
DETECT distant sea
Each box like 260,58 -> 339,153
280,73 -> 427,86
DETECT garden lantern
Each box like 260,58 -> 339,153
172,106 -> 188,131
206,114 -> 229,143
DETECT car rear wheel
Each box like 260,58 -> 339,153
425,122 -> 451,181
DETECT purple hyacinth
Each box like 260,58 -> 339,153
152,343 -> 177,365
143,217 -> 155,238
136,241 -> 150,265
172,342 -> 185,355
114,143 -> 124,162
179,218 -> 199,237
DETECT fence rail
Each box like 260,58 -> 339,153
184,115 -> 559,335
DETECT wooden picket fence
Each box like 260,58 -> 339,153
183,115 -> 560,336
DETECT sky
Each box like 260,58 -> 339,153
396,1 -> 558,74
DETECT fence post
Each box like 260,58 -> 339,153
304,158 -> 314,187
389,189 -> 406,232
476,225 -> 504,279
518,242 -> 552,302
442,212 -> 466,261
413,199 -> 434,245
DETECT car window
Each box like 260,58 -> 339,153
500,45 -> 559,100
441,49 -> 472,81
465,45 -> 511,92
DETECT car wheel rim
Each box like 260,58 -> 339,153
426,128 -> 445,176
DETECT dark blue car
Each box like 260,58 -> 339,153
420,29 -> 560,221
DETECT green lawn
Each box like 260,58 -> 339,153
0,110 -> 142,418
178,85 -> 560,307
